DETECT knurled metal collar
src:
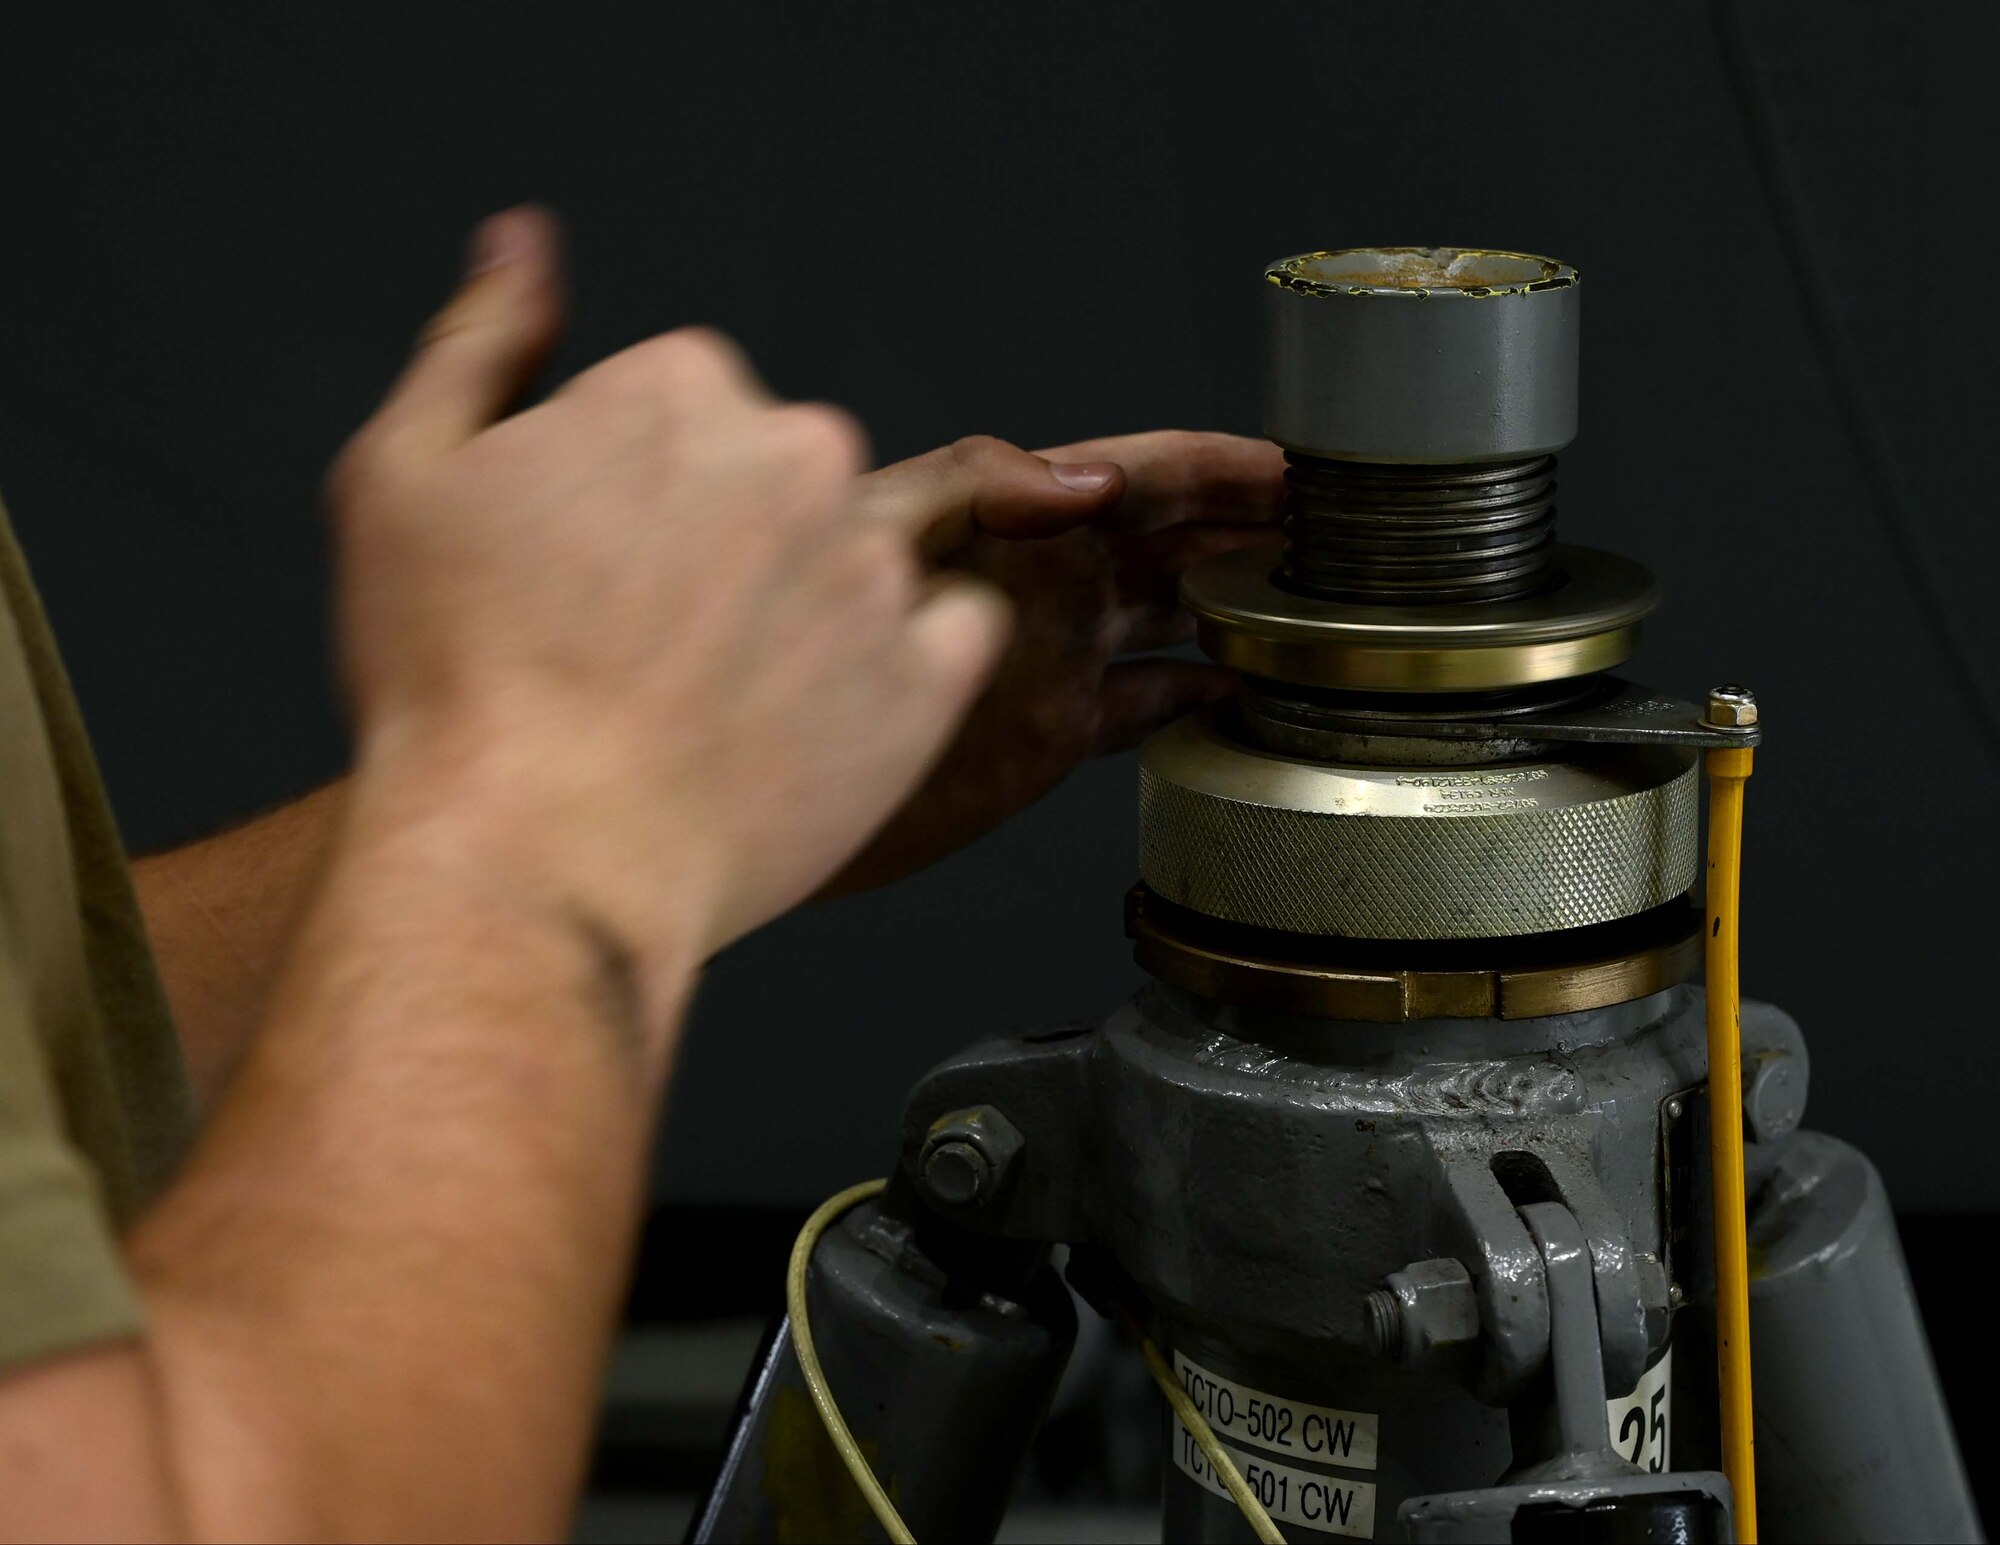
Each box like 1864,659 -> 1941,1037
1138,712 -> 1698,940
1182,542 -> 1656,693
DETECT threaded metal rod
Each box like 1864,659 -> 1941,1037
1364,1289 -> 1403,1359
1281,453 -> 1559,605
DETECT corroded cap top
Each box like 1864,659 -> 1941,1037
1267,247 -> 1577,298
1264,246 -> 1580,463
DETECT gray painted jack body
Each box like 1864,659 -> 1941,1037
693,984 -> 1978,1542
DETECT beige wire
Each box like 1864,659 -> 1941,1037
1115,1303 -> 1287,1545
787,1178 -> 914,1545
790,1180 -> 1283,1545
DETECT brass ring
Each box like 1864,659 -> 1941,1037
1128,887 -> 1700,1023
1182,543 -> 1657,693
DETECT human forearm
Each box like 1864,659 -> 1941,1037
131,783 -> 346,1108
0,209 -> 1005,1543
124,773 -> 698,1540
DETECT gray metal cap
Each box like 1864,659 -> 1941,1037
1264,248 -> 1580,464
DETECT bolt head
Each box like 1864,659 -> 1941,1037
1669,1282 -> 1686,1308
921,1141 -> 990,1207
1744,1056 -> 1805,1144
1705,684 -> 1759,728
914,1104 -> 1026,1210
1664,1096 -> 1684,1121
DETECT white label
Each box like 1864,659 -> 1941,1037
1606,1347 -> 1672,1473
1173,1420 -> 1378,1538
1173,1352 -> 1380,1469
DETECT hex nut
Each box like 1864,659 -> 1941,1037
1704,685 -> 1758,728
1379,1258 -> 1480,1369
916,1105 -> 1026,1210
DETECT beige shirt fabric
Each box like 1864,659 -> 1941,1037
0,499 -> 193,1371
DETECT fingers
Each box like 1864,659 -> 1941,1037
372,206 -> 568,457
1111,521 -> 1281,606
1111,609 -> 1197,654
1102,522 -> 1278,658
903,578 -> 1014,729
1030,430 -> 1288,532
860,431 -> 1285,566
1093,660 -> 1237,754
859,435 -> 1126,561
565,323 -> 775,424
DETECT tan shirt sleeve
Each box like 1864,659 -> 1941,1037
0,499 -> 156,1372
0,946 -> 143,1371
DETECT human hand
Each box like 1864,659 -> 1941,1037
328,208 -> 1009,993
823,429 -> 1285,895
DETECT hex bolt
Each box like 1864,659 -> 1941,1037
1704,684 -> 1758,729
915,1105 -> 1026,1211
921,1141 -> 990,1206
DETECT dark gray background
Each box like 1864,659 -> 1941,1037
2,4 -> 1993,1210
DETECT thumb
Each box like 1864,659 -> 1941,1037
374,205 -> 567,456
861,435 -> 1126,562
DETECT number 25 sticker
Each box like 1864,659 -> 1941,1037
1607,1349 -> 1672,1473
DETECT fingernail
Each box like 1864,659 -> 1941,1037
1051,462 -> 1116,493
465,208 -> 536,277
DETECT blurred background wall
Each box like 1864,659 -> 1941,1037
4,0 -> 1991,1211
2,5 -> 1994,1531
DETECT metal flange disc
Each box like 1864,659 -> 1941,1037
1182,542 -> 1657,693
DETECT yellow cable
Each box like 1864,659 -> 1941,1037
1116,1304 -> 1287,1545
789,1180 -> 1282,1545
1704,745 -> 1757,1542
787,1178 -> 915,1545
